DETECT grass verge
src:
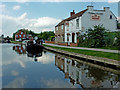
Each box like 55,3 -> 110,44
11,41 -> 22,44
43,44 -> 120,61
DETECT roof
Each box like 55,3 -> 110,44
55,19 -> 66,27
66,9 -> 88,21
55,9 -> 88,27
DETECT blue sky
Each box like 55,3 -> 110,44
0,1 -> 119,37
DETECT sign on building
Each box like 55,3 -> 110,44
91,14 -> 100,20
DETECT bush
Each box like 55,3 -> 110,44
78,25 -> 120,48
87,25 -> 107,48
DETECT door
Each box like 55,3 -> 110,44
72,33 -> 75,43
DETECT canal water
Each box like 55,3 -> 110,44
1,44 -> 120,88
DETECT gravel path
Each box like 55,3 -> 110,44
44,43 -> 119,54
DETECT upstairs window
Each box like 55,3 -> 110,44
56,27 -> 58,31
110,15 -> 112,19
16,35 -> 18,37
76,19 -> 79,29
61,25 -> 64,30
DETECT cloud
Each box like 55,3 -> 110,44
40,78 -> 78,88
18,12 -> 27,20
15,0 -> 29,3
0,4 -> 6,10
2,0 -> 110,2
108,0 -> 120,3
33,17 -> 60,27
0,4 -> 6,14
37,52 -> 55,64
1,13 -> 61,36
11,70 -> 19,76
13,5 -> 21,10
4,77 -> 26,88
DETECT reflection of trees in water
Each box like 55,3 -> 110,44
87,67 -> 119,82
43,50 -> 47,54
86,66 -> 119,87
87,67 -> 108,82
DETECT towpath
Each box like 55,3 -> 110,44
44,43 -> 119,54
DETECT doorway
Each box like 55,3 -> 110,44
72,33 -> 75,43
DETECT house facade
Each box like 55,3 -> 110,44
55,20 -> 66,43
15,30 -> 33,41
55,6 -> 118,45
15,30 -> 26,41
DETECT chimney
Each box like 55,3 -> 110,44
70,10 -> 75,17
104,7 -> 110,12
87,6 -> 93,11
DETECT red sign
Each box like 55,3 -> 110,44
91,14 -> 100,20
65,21 -> 69,26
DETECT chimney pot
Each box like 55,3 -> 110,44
70,10 -> 75,17
87,5 -> 93,11
104,7 -> 110,11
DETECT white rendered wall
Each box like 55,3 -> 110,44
81,9 -> 117,32
67,17 -> 82,43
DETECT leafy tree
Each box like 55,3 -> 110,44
87,25 -> 107,48
13,28 -> 55,41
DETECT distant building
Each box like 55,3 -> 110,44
55,6 -> 118,45
0,34 -> 4,43
15,30 -> 33,41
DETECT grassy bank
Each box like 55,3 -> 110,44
43,44 -> 120,61
78,46 -> 119,50
11,41 -> 22,44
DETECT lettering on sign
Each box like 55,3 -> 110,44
91,14 -> 100,20
65,21 -> 69,26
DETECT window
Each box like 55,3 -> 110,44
63,35 -> 65,41
21,32 -> 23,34
23,34 -> 26,37
61,25 -> 64,30
19,35 -> 21,37
67,35 -> 69,42
56,27 -> 58,31
110,15 -> 112,19
16,35 -> 18,37
76,19 -> 79,28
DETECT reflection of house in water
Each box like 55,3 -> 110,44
13,45 -> 26,54
55,54 -> 120,88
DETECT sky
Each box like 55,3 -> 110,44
0,0 -> 119,37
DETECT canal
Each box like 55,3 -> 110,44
1,44 -> 120,88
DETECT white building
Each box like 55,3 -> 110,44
56,6 -> 118,45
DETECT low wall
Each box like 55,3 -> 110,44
44,46 -> 120,68
58,42 -> 68,46
45,41 -> 55,44
56,42 -> 77,46
70,43 -> 77,47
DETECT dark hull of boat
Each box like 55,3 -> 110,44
26,44 -> 43,55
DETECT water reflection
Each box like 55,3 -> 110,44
2,44 -> 120,88
13,45 -> 43,62
13,45 -> 26,54
55,54 -> 120,88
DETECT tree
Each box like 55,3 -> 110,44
87,25 -> 107,48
